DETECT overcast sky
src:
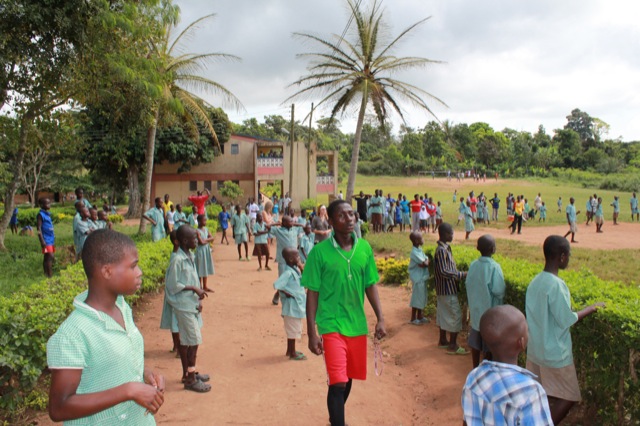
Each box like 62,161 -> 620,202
175,0 -> 640,141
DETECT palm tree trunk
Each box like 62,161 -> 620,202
126,163 -> 142,218
138,108 -> 160,234
345,87 -> 369,202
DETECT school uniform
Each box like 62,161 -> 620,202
217,211 -> 230,231
298,232 -> 315,263
173,211 -> 187,230
165,248 -> 202,346
595,203 -> 604,224
408,246 -> 429,309
465,257 -> 505,351
160,252 -> 179,333
252,222 -> 270,257
231,212 -> 250,244
464,205 -> 475,233
630,196 -> 638,214
145,207 -> 166,242
38,209 -> 55,253
47,291 -> 156,425
274,265 -> 306,339
271,226 -> 300,276
95,220 -> 108,230
566,204 -> 578,233
354,219 -> 364,239
539,205 -> 547,220
195,228 -> 214,277
74,218 -> 96,256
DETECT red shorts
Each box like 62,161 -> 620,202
322,333 -> 367,385
42,245 -> 55,254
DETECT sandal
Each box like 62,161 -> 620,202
184,379 -> 211,393
289,352 -> 307,361
446,347 -> 470,356
181,373 -> 211,383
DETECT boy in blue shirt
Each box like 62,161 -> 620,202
594,197 -> 604,233
274,247 -> 307,360
9,207 -> 18,234
610,195 -> 620,225
218,205 -> 231,245
36,198 -> 55,277
563,197 -> 580,243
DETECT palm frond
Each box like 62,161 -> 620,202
167,13 -> 218,56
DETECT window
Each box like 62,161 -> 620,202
204,180 -> 212,191
189,181 -> 197,191
231,143 -> 239,155
217,180 -> 225,190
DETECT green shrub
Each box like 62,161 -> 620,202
376,257 -> 409,285
0,238 -> 171,418
299,198 -> 317,211
0,207 -> 76,228
109,213 -> 124,224
423,245 -> 640,424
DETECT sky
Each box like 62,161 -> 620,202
175,0 -> 640,141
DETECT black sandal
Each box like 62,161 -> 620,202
184,379 -> 211,393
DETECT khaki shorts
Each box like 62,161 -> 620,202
175,310 -> 202,346
569,221 -> 578,233
283,316 -> 303,339
436,294 -> 462,333
595,216 -> 603,225
527,360 -> 581,402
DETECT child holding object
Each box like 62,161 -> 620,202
273,247 -> 307,360
408,232 -> 429,325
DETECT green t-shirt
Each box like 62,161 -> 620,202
526,271 -> 579,368
465,257 -> 506,331
369,196 -> 384,214
253,222 -> 268,244
301,234 -> 379,336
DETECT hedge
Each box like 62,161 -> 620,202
376,246 -> 640,424
0,237 -> 172,416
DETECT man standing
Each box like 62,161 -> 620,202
188,188 -> 210,217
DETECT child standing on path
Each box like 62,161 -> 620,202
631,192 -> 639,221
563,197 -> 580,243
594,197 -> 604,233
302,200 -> 386,426
268,215 -> 303,305
434,223 -> 469,355
165,225 -> 211,393
143,197 -> 166,242
231,204 -> 251,261
160,231 -> 181,355
525,235 -> 604,424
36,198 -> 55,277
274,247 -> 307,360
47,230 -> 165,424
217,205 -> 230,244
465,235 -> 505,368
462,305 -> 553,425
196,214 -> 215,292
611,196 -> 620,225
408,232 -> 429,325
298,223 -> 315,264
252,214 -> 270,271
464,200 -> 475,240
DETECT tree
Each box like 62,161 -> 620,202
219,181 -> 243,205
564,108 -> 595,149
138,6 -> 242,233
554,128 -> 582,168
287,0 -> 445,200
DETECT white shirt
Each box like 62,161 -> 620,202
249,203 -> 259,219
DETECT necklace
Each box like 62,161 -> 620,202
331,233 -> 358,280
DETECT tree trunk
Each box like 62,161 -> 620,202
138,108 -> 160,234
126,163 -> 142,218
0,117 -> 30,251
345,86 -> 369,202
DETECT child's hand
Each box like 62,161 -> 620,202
143,369 -> 165,394
127,382 -> 164,414
283,291 -> 294,298
194,288 -> 208,300
197,301 -> 203,312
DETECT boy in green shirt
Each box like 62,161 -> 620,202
302,200 -> 386,426
231,204 -> 251,261
525,235 -> 604,424
47,230 -> 165,424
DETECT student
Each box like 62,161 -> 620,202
268,215 -> 303,305
394,200 -> 402,232
594,197 -> 604,233
462,305 -> 553,426
563,197 -> 580,243
195,214 -> 215,292
302,200 -> 385,426
173,204 -> 187,230
510,196 -> 524,235
435,201 -> 443,232
354,191 -> 369,224
96,210 -> 112,230
465,235 -> 505,368
538,201 -> 547,222
557,197 -> 563,213
166,204 -> 176,232
36,198 -> 55,278
489,193 -> 500,222
385,201 -> 396,232
434,223 -> 468,355
274,247 -> 307,360
409,194 -> 422,232
165,225 -> 211,392
631,192 -> 639,222
74,206 -> 96,262
457,198 -> 466,226
453,189 -> 457,204
526,235 -> 604,424
418,203 -> 428,233
585,196 -> 593,226
369,190 -> 384,233
353,211 -> 364,239
9,207 -> 18,234
298,223 -> 315,264
611,196 -> 620,225
160,231 -> 181,355
231,204 -> 251,261
143,197 -> 166,242
74,187 -> 92,209
298,209 -> 308,226
47,230 -> 165,423
408,232 -> 429,325
252,214 -> 270,271
464,200 -> 475,240
426,198 -> 437,233
400,195 -> 410,232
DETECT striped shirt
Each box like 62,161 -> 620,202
462,360 -> 553,426
47,291 -> 155,425
434,241 -> 464,295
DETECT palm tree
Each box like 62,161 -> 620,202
139,6 -> 243,233
287,0 -> 446,200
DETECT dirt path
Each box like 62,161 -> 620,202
35,233 -> 471,425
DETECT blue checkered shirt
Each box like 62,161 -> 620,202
462,361 -> 553,426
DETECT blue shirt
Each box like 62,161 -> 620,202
400,200 -> 410,213
10,208 -> 18,224
218,211 -> 230,230
466,257 -> 505,331
566,204 -> 577,222
273,266 -> 306,318
39,209 -> 55,246
462,361 -> 553,426
595,203 -> 603,218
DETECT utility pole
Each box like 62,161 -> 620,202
307,102 -> 314,199
288,104 -> 295,200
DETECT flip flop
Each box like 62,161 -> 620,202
446,347 -> 470,355
437,344 -> 449,349
181,373 -> 211,383
289,352 -> 307,361
184,379 -> 211,392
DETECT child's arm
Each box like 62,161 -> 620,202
418,259 -> 429,268
49,369 -> 164,421
577,302 -> 605,321
143,214 -> 156,226
36,214 -> 46,248
197,231 -> 207,245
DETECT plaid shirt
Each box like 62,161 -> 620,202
434,241 -> 464,295
462,361 -> 553,426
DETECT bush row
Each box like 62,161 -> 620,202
0,237 -> 172,416
376,244 -> 640,424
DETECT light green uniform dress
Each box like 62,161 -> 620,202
74,218 -> 97,255
231,212 -> 250,244
145,207 -> 166,242
465,256 -> 506,331
173,211 -> 187,230
464,204 -> 475,232
47,291 -> 155,425
409,246 -> 429,309
195,227 -> 214,277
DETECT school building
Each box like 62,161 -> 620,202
152,134 -> 339,208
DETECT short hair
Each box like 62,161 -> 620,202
543,235 -> 570,261
327,199 -> 350,220
438,223 -> 453,238
476,234 -> 495,256
197,214 -> 206,222
177,224 -> 195,242
154,197 -> 162,203
82,230 -> 136,280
